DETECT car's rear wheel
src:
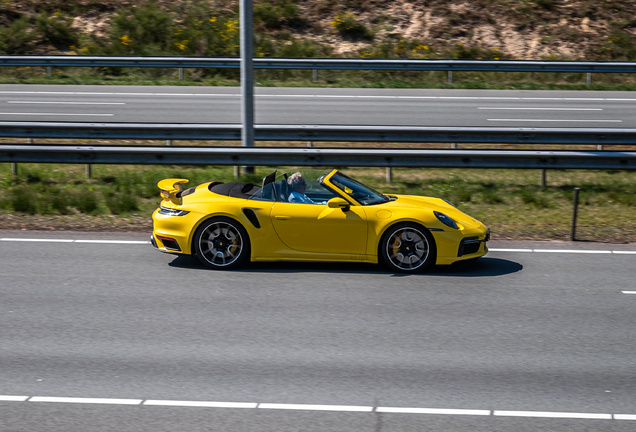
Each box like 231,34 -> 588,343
194,217 -> 250,269
380,223 -> 436,273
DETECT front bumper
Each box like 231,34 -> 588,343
433,227 -> 489,265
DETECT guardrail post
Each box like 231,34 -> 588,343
179,68 -> 184,80
234,166 -> 240,179
312,69 -> 317,82
541,169 -> 547,187
386,167 -> 392,183
451,143 -> 457,149
47,66 -> 52,77
11,162 -> 17,176
307,141 -> 313,147
587,72 -> 592,86
597,144 -> 603,150
167,140 -> 172,146
86,164 -> 92,179
570,187 -> 580,241
448,71 -> 453,84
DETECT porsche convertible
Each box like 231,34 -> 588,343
151,169 -> 489,272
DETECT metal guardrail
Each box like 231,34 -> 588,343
2,122 -> 636,145
1,145 -> 635,169
2,55 -> 636,73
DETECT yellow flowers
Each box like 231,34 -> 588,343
210,16 -> 217,23
120,35 -> 131,45
175,40 -> 189,50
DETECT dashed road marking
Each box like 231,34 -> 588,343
29,396 -> 142,405
0,394 -> 632,421
494,410 -> 612,420
0,238 -> 149,244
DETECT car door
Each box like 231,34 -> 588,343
270,202 -> 367,255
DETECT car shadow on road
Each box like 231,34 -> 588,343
168,255 -> 522,277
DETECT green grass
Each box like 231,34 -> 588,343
4,67 -> 636,91
1,163 -> 635,243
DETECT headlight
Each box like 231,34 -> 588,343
158,206 -> 190,216
434,211 -> 459,229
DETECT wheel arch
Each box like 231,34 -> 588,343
375,218 -> 436,258
189,213 -> 251,255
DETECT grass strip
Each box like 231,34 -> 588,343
1,163 -> 634,243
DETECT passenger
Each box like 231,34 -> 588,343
287,172 -> 317,204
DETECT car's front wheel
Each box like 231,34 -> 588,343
194,217 -> 250,269
380,223 -> 436,273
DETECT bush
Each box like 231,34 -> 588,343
11,187 -> 37,213
105,190 -> 139,214
70,189 -> 99,213
36,12 -> 78,48
255,0 -> 302,29
104,2 -> 176,56
331,12 -> 373,39
0,15 -> 38,54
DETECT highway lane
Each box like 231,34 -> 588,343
1,232 -> 635,431
0,84 -> 635,127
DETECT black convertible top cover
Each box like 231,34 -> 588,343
209,182 -> 260,199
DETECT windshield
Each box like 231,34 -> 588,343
329,172 -> 390,205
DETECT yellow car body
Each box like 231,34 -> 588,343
152,169 -> 489,272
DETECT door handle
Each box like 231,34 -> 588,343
275,215 -> 291,220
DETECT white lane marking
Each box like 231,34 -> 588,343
0,91 -> 630,102
144,400 -> 257,408
0,238 -> 74,243
2,238 -> 633,254
7,101 -> 125,105
488,248 -> 533,252
0,394 -> 630,420
258,403 -> 373,412
0,112 -> 113,116
0,396 -> 28,401
29,397 -> 142,405
615,414 -> 636,420
533,249 -> 612,254
487,119 -> 622,122
563,98 -> 605,101
376,407 -> 490,415
0,238 -> 148,244
494,410 -> 611,420
621,291 -> 636,294
478,107 -> 602,111
74,240 -> 149,244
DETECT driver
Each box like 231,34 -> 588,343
287,172 -> 318,204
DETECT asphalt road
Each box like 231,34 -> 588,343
1,231 -> 635,431
1,84 -> 636,127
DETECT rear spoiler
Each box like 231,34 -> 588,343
158,178 -> 189,205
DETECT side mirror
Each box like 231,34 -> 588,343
327,197 -> 350,212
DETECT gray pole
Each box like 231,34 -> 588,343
570,187 -> 580,241
240,0 -> 255,175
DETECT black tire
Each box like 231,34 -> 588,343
380,223 -> 436,273
193,217 -> 250,270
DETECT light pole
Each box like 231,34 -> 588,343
240,0 -> 254,175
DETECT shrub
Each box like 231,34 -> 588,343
331,12 -> 373,39
11,187 -> 37,213
255,0 -> 302,29
0,15 -> 38,54
105,190 -> 139,214
71,189 -> 99,213
36,12 -> 78,48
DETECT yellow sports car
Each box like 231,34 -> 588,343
151,169 -> 489,272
